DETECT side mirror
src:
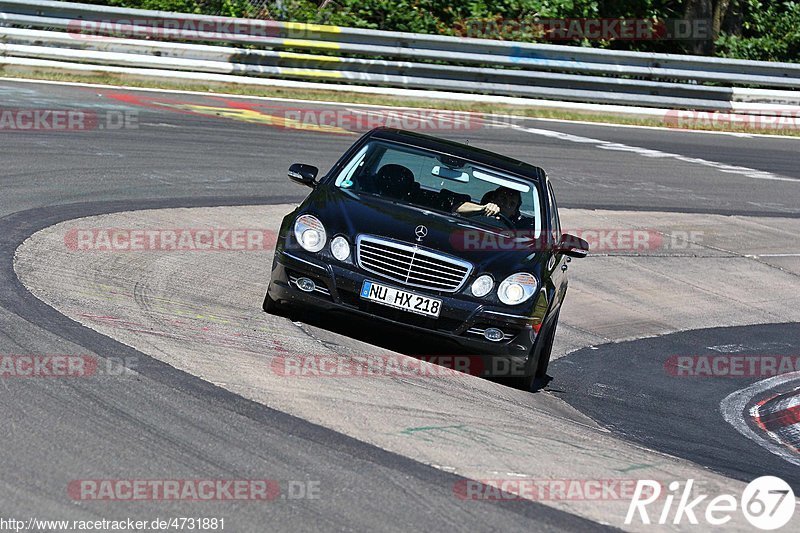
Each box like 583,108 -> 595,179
288,163 -> 318,187
556,233 -> 589,258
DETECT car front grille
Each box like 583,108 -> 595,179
356,235 -> 472,293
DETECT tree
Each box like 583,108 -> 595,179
684,0 -> 737,54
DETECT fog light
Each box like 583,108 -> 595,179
296,277 -> 316,292
484,328 -> 504,342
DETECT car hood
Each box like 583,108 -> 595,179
304,186 -> 546,273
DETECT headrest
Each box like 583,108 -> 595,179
376,164 -> 414,198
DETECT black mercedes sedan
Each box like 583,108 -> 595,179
263,127 -> 588,390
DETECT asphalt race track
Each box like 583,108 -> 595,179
1,78 -> 799,531
551,323 -> 800,490
0,201 -> 602,532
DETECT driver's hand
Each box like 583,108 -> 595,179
483,203 -> 500,216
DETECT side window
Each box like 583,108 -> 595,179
547,182 -> 561,243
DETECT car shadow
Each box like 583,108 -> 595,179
286,306 -> 460,356
274,304 -> 549,392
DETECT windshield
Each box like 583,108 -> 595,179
333,140 -> 542,236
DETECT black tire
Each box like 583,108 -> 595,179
511,311 -> 559,391
262,287 -> 281,314
534,311 -> 559,380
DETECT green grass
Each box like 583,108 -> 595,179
2,67 -> 798,137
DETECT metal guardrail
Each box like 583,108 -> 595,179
1,0 -> 799,112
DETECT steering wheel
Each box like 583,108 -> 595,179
494,212 -> 516,229
472,213 -> 515,230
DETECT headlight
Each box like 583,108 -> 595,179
330,235 -> 351,261
294,214 -> 326,253
498,273 -> 537,305
471,274 -> 494,297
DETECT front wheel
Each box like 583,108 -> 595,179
513,311 -> 559,391
536,311 -> 559,378
262,286 -> 281,314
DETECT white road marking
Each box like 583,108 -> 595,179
708,342 -> 794,353
139,122 -> 182,128
513,125 -> 798,183
720,371 -> 800,466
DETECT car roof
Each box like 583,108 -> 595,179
367,128 -> 546,182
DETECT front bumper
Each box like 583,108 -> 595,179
268,250 -> 541,364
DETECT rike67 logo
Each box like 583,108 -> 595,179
626,476 -> 795,530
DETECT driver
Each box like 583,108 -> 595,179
454,187 -> 522,222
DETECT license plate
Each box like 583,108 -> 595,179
360,280 -> 442,318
